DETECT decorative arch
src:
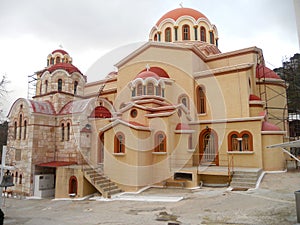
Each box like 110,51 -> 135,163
165,27 -> 172,42
69,176 -> 78,196
228,131 -> 253,151
89,106 -> 112,118
196,86 -> 206,114
199,128 -> 219,165
114,132 -> 125,153
178,94 -> 189,109
200,26 -> 206,41
182,24 -> 190,40
155,131 -> 166,152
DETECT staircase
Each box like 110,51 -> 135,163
230,168 -> 262,189
83,167 -> 122,198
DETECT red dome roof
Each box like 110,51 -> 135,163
175,123 -> 192,130
52,49 -> 69,55
256,65 -> 281,79
135,71 -> 160,80
47,63 -> 82,74
249,94 -> 261,101
156,8 -> 208,26
262,121 -> 281,131
141,67 -> 170,78
89,106 -> 112,118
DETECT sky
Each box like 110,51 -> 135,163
0,0 -> 299,118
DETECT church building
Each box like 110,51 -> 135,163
7,7 -> 287,198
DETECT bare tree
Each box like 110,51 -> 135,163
0,75 -> 8,96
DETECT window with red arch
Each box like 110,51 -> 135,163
114,132 -> 125,153
228,131 -> 253,151
200,26 -> 206,41
165,27 -> 172,42
155,132 -> 166,152
182,25 -> 190,40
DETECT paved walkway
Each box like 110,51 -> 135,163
2,168 -> 300,225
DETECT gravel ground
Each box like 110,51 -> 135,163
2,167 -> 300,225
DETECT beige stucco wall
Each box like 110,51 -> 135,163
55,166 -> 96,198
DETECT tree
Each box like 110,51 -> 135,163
274,53 -> 300,114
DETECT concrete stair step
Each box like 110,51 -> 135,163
102,185 -> 119,192
230,182 -> 256,188
231,177 -> 258,183
107,189 -> 122,196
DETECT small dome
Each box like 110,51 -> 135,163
262,121 -> 281,131
256,65 -> 281,79
156,8 -> 208,26
47,63 -> 82,74
249,94 -> 261,101
52,49 -> 69,55
175,123 -> 192,130
141,67 -> 170,78
135,71 -> 160,80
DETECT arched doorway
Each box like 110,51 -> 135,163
199,128 -> 219,166
98,133 -> 104,164
69,176 -> 78,196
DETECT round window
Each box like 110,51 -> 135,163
130,109 -> 138,118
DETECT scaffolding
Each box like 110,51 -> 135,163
27,73 -> 38,99
257,54 -> 289,140
258,53 -> 300,141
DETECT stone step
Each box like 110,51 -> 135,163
230,181 -> 256,188
231,177 -> 258,183
98,181 -> 115,188
102,185 -> 119,192
107,188 -> 122,196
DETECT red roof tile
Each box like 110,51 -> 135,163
262,121 -> 281,131
52,49 -> 69,55
256,65 -> 281,79
156,8 -> 208,26
37,161 -> 76,167
47,62 -> 82,74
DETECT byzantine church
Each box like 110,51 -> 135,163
7,7 -> 287,198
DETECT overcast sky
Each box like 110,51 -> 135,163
0,0 -> 299,117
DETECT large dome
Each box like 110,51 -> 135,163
156,8 -> 208,26
149,7 -> 218,47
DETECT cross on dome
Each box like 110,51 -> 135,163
145,64 -> 150,71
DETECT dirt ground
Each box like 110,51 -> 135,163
2,167 -> 300,225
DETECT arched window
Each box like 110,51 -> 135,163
40,83 -> 42,95
156,85 -> 161,96
147,83 -> 154,95
228,132 -> 239,151
188,134 -> 193,149
50,58 -> 54,65
23,120 -> 27,139
56,57 -> 60,64
182,25 -> 190,40
69,176 -> 77,195
165,27 -> 172,42
155,132 -> 166,152
154,34 -> 158,41
114,132 -> 125,153
228,131 -> 253,151
58,79 -> 62,92
241,132 -> 252,151
200,26 -> 206,42
210,31 -> 215,45
14,121 -> 17,140
15,171 -> 18,183
61,123 -> 65,141
131,87 -> 136,97
74,81 -> 78,95
19,174 -> 22,184
67,123 -> 70,141
137,83 -> 143,96
45,80 -> 48,93
19,114 -> 22,140
178,95 -> 189,109
197,86 -> 206,114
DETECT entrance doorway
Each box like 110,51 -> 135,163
199,129 -> 219,165
98,133 -> 104,164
